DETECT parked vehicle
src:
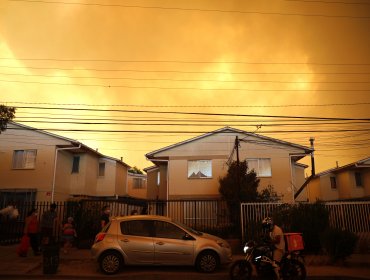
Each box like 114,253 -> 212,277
229,238 -> 306,280
91,215 -> 232,274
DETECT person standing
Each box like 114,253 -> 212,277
100,205 -> 110,229
23,208 -> 40,256
61,217 -> 76,254
41,203 -> 58,245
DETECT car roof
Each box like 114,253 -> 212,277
111,215 -> 173,222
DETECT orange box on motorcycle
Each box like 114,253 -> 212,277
284,233 -> 304,252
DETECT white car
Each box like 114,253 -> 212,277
91,215 -> 233,274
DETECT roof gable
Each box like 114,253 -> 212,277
146,126 -> 312,160
315,157 -> 370,177
7,121 -> 130,167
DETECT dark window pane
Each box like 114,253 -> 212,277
72,156 -> 80,173
120,220 -> 153,237
154,221 -> 185,239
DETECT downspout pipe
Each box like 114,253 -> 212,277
51,143 -> 82,203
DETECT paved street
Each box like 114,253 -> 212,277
0,245 -> 369,279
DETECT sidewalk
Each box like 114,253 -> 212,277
0,245 -> 369,279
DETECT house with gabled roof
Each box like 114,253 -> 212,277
145,127 -> 313,203
307,157 -> 370,201
0,122 -> 130,204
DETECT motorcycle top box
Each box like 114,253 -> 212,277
284,233 -> 304,252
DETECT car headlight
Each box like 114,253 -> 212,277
243,245 -> 249,253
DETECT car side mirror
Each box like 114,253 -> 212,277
183,233 -> 195,240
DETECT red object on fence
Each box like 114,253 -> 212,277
284,233 -> 304,252
16,235 -> 30,257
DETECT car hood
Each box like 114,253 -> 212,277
200,232 -> 228,244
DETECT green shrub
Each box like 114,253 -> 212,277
320,227 -> 358,263
273,201 -> 329,253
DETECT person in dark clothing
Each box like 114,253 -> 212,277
41,203 -> 57,245
100,205 -> 110,229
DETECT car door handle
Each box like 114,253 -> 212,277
156,241 -> 164,245
120,239 -> 129,242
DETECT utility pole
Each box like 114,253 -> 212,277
235,136 -> 240,167
310,137 -> 315,176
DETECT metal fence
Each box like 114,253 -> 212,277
240,201 -> 370,242
0,199 -> 233,245
1,199 -> 369,246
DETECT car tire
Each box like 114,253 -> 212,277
99,251 -> 123,275
196,250 -> 219,273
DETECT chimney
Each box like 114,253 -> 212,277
310,137 -> 315,176
336,161 -> 339,168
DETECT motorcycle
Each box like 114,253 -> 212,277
229,240 -> 306,280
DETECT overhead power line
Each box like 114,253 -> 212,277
1,57 -> 370,65
7,0 -> 370,19
284,0 -> 370,5
5,101 -> 370,108
1,72 -> 370,84
1,65 -> 369,76
13,106 -> 370,121
1,79 -> 369,91
7,127 -> 370,134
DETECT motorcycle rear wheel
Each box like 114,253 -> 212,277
229,260 -> 252,280
281,259 -> 306,280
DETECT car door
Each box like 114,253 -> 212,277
118,220 -> 155,265
153,221 -> 195,265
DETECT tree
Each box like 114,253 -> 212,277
0,105 -> 16,133
219,160 -> 260,202
258,184 -> 282,202
218,160 -> 260,234
128,166 -> 144,174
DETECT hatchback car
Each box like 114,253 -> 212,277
91,215 -> 233,274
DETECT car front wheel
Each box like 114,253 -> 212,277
99,251 -> 123,275
196,250 -> 219,273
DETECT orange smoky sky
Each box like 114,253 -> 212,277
0,0 -> 369,172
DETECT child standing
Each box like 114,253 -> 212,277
61,217 -> 76,254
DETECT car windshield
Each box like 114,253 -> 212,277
172,220 -> 202,236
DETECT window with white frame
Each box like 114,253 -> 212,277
98,162 -> 105,177
188,160 -> 212,179
157,171 -> 160,186
246,158 -> 272,177
12,150 -> 37,169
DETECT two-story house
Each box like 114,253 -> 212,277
145,127 -> 312,203
307,157 -> 370,201
0,122 -> 130,204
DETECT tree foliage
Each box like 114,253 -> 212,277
128,166 -> 144,174
219,160 -> 260,203
0,105 -> 16,133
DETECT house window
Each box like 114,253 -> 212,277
355,172 -> 363,187
157,171 -> 160,186
188,160 -> 212,179
98,162 -> 105,177
330,177 -> 337,189
72,156 -> 80,173
12,150 -> 37,169
133,178 -> 144,189
246,158 -> 272,177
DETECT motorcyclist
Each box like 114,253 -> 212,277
262,217 -> 285,280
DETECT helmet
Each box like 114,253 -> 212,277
262,217 -> 274,231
